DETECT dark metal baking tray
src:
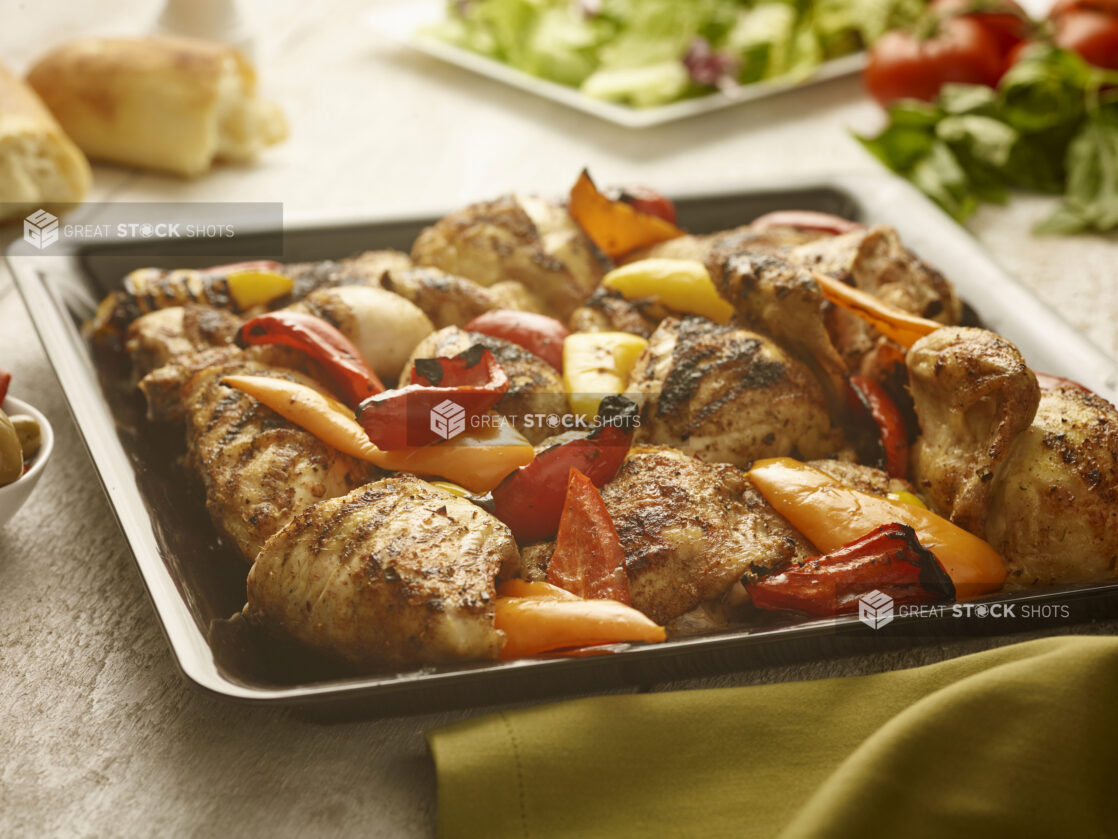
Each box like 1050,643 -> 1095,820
9,174 -> 1118,719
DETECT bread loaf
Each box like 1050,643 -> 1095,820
27,36 -> 288,177
0,62 -> 90,221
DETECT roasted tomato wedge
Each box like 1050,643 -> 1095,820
546,468 -> 630,603
490,395 -> 638,543
464,310 -> 569,372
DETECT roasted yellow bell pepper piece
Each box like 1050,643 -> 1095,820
227,268 -> 294,310
887,490 -> 928,509
220,375 -> 534,493
562,331 -> 648,419
603,258 -> 734,324
747,457 -> 1006,600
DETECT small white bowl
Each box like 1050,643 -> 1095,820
0,395 -> 54,527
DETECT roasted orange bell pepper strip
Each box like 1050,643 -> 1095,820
810,270 -> 941,349
495,594 -> 666,660
568,169 -> 684,258
747,457 -> 1006,600
220,375 -> 533,492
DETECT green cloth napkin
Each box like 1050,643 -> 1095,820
428,636 -> 1118,838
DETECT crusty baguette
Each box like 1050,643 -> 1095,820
27,36 -> 288,178
0,62 -> 90,221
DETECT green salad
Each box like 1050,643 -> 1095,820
428,0 -> 923,108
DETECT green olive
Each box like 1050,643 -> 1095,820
0,409 -> 23,487
9,415 -> 41,460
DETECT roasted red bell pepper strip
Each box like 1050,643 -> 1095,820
750,210 -> 863,235
606,185 -> 678,225
1035,372 -> 1092,394
547,468 -> 630,604
358,345 -> 509,450
847,375 -> 910,480
464,310 -> 570,372
238,311 -> 385,407
490,395 -> 638,543
747,522 -> 955,617
0,370 -> 10,405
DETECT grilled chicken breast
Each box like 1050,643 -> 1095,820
401,326 -> 566,444
183,358 -> 372,561
125,303 -> 241,379
284,249 -> 415,303
628,316 -> 840,467
410,194 -> 606,319
625,224 -> 824,268
380,266 -> 539,329
245,476 -> 520,669
522,446 -> 814,626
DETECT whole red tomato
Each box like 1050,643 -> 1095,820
864,17 -> 1004,106
931,0 -> 1031,54
1052,6 -> 1118,68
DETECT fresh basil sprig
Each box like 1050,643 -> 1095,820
858,45 -> 1118,234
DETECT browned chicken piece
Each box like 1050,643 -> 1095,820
628,316 -> 840,467
138,344 -> 305,422
986,382 -> 1118,586
908,327 -> 1118,585
907,327 -> 1040,535
379,266 -> 540,329
807,459 -> 916,498
791,225 -> 961,374
624,224 -> 825,268
290,285 -> 434,383
182,358 -> 373,561
125,303 -> 241,379
245,475 -> 520,669
401,326 -> 566,444
521,446 -> 814,626
410,194 -> 606,319
568,288 -> 664,338
716,254 -> 849,416
284,249 -> 415,302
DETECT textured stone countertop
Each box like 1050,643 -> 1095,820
1,1 -> 1116,836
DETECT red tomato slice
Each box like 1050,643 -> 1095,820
864,17 -> 1003,106
546,468 -> 630,604
464,310 -> 570,372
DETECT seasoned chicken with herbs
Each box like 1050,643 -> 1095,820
908,327 -> 1118,586
379,266 -> 539,329
125,303 -> 241,378
182,358 -> 373,561
522,446 -> 814,626
628,316 -> 840,466
246,475 -> 520,669
402,326 -> 566,444
411,194 -> 606,318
